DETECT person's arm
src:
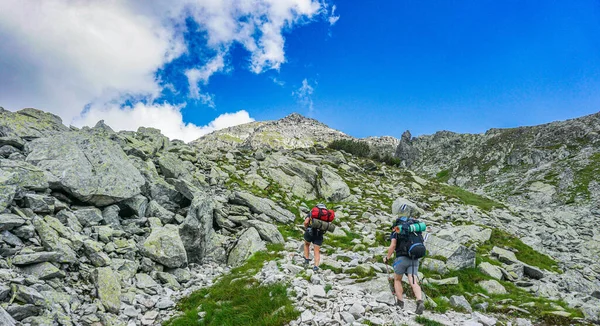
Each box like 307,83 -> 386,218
385,238 -> 396,263
303,217 -> 310,228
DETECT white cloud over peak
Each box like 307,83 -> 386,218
329,5 -> 341,26
0,0 -> 334,142
74,103 -> 254,142
293,78 -> 316,113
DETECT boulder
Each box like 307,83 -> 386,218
83,239 -> 111,267
22,194 -> 54,214
426,235 -> 476,270
356,276 -> 396,305
523,264 -> 545,280
0,306 -> 16,326
227,227 -> 266,267
179,192 -> 215,263
421,258 -> 449,274
0,213 -> 26,231
0,183 -> 16,212
242,220 -> 285,244
31,216 -> 76,263
391,197 -> 423,217
491,246 -> 520,265
157,153 -> 194,180
437,225 -> 492,244
0,108 -> 69,139
121,195 -> 148,218
478,262 -> 503,280
317,166 -> 351,202
12,252 -> 60,265
26,131 -> 145,206
73,207 -> 103,227
449,295 -> 472,313
143,224 -> 188,268
12,284 -> 45,305
146,200 -> 175,224
479,280 -> 507,294
0,159 -> 49,191
93,267 -> 121,314
231,192 -> 295,224
20,262 -> 65,280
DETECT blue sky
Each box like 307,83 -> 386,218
161,1 -> 600,138
1,1 -> 599,141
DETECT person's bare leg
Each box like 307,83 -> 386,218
394,273 -> 404,302
303,241 -> 310,260
314,245 -> 321,266
407,274 -> 423,300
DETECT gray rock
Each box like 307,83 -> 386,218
523,264 -> 545,280
0,159 -> 49,191
0,213 -> 26,231
179,193 -> 215,263
156,298 -> 176,309
242,219 -> 285,244
135,273 -> 159,289
12,284 -> 45,305
227,227 -> 266,267
0,183 -> 16,212
0,137 -> 25,150
0,145 -> 19,158
449,295 -> 472,313
421,258 -> 449,275
0,108 -> 69,139
479,280 -> 507,294
491,246 -> 520,265
83,239 -> 111,267
12,252 -> 60,265
348,302 -> 365,318
392,197 -> 423,217
230,192 -> 295,224
307,285 -> 326,298
0,306 -> 16,326
22,194 -> 54,213
340,311 -> 355,324
102,205 -> 121,228
5,304 -> 41,321
93,267 -> 121,314
1,230 -> 23,246
11,224 -> 35,240
356,276 -> 397,305
122,194 -> 148,218
478,262 -> 503,280
158,153 -> 193,179
142,224 -> 188,268
73,207 -> 103,227
31,216 -> 77,263
146,200 -> 175,224
20,262 -> 65,280
0,284 -> 11,301
317,165 -> 351,202
426,235 -> 476,270
26,131 -> 145,206
426,277 -> 459,285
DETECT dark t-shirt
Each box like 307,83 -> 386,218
390,231 -> 409,257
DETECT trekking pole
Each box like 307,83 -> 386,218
384,257 -> 396,300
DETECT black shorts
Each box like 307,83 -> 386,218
303,227 -> 323,246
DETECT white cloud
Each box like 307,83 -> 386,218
74,102 -> 254,142
0,0 -> 332,131
329,5 -> 340,26
293,78 -> 315,113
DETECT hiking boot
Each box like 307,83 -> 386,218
303,257 -> 310,266
415,300 -> 425,315
313,265 -> 319,272
396,300 -> 404,309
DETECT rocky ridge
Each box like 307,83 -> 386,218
0,107 -> 598,325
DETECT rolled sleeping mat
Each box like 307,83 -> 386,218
399,222 -> 427,233
311,218 -> 337,232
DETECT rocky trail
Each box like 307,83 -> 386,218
0,108 -> 599,325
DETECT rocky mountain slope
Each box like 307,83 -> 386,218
0,107 -> 599,325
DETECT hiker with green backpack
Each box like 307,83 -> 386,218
383,204 -> 427,315
303,203 -> 336,271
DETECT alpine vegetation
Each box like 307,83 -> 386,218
0,107 -> 598,326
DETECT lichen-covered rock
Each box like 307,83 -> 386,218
479,280 -> 507,294
0,159 -> 49,191
230,191 -> 295,224
0,213 -> 26,231
31,216 -> 76,263
0,108 -> 69,139
227,227 -> 266,267
179,192 -> 215,263
317,165 -> 351,202
93,267 -> 121,314
478,262 -> 503,280
391,197 -> 423,217
26,131 -> 145,206
0,305 -> 16,326
12,252 -> 60,265
242,220 -> 284,244
426,235 -> 475,270
143,224 -> 187,268
20,262 -> 65,280
83,239 -> 111,267
146,200 -> 175,224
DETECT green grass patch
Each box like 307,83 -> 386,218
345,266 -> 376,279
415,316 -> 445,326
320,263 -> 343,274
324,284 -> 333,293
435,169 -> 452,183
324,230 -> 362,251
477,229 -> 561,273
165,244 -> 298,326
427,183 -> 505,211
569,152 -> 600,201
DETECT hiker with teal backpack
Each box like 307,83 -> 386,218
383,204 -> 427,315
303,203 -> 336,271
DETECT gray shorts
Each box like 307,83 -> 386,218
393,257 -> 419,275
